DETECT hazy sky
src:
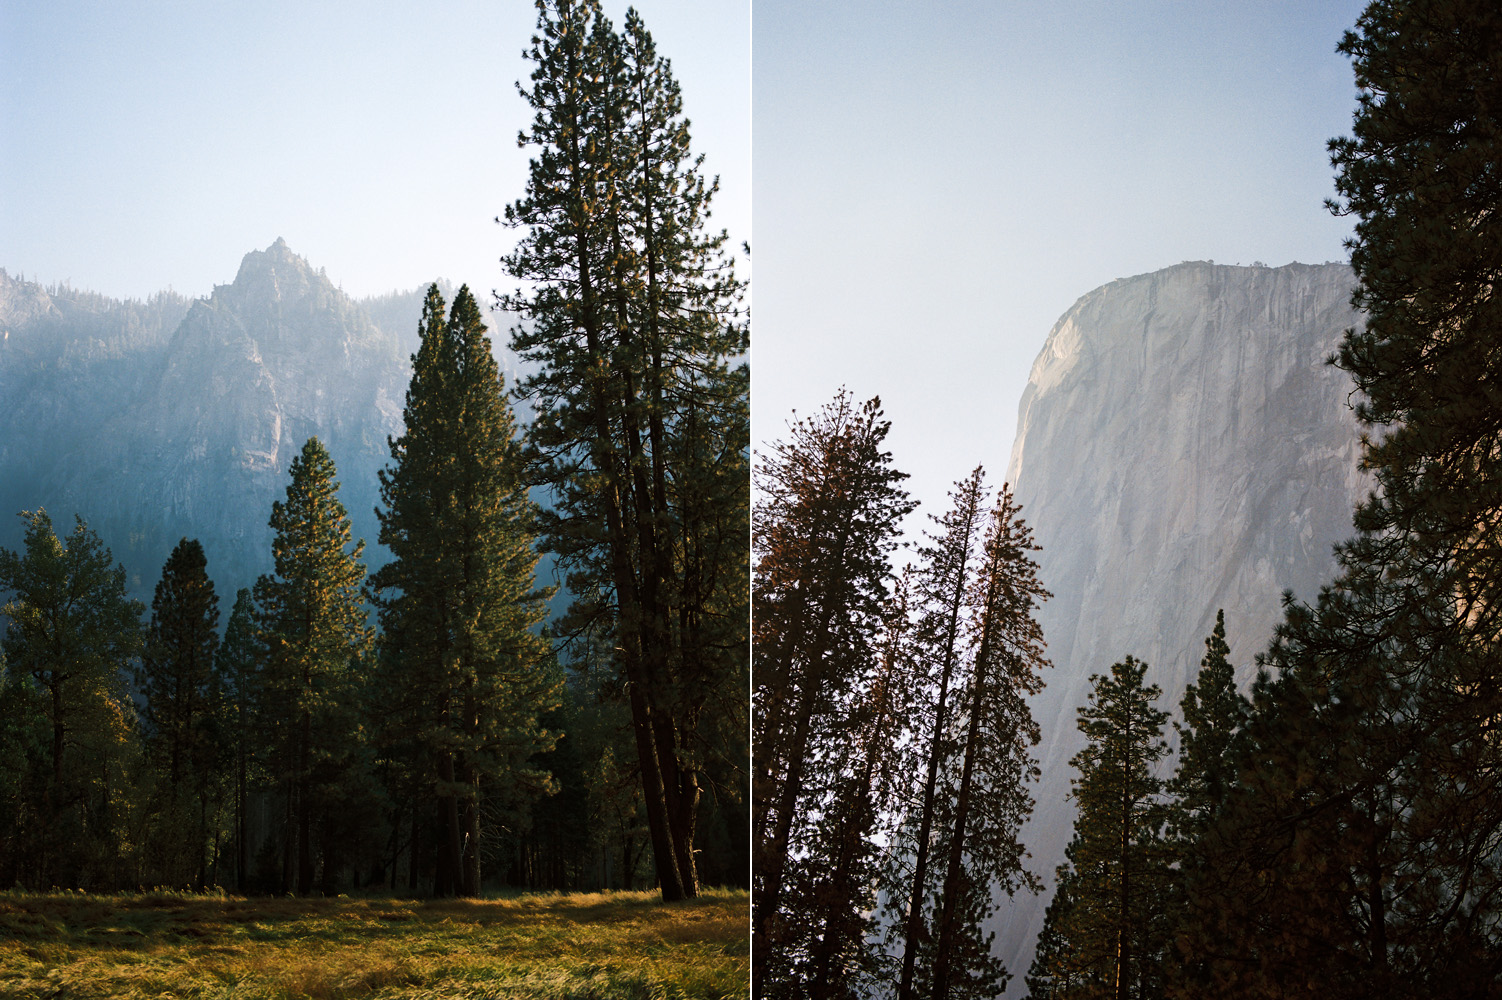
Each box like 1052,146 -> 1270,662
6,3 -> 1375,528
1,0 -> 749,303
753,1 -> 1369,524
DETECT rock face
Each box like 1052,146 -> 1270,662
993,261 -> 1370,990
0,241 -> 514,603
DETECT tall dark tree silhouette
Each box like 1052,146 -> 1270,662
1175,4 -> 1502,995
501,0 -> 747,903
1025,656 -> 1170,1000
254,438 -> 373,896
751,391 -> 913,996
0,510 -> 142,888
374,284 -> 556,898
138,537 -> 222,886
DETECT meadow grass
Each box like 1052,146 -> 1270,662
0,886 -> 748,999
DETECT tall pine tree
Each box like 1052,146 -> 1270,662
888,468 -> 989,1000
374,284 -> 557,898
217,588 -> 260,893
137,537 -> 222,886
1026,656 -> 1171,1000
502,0 -> 747,903
1177,4 -> 1502,994
0,510 -> 143,888
254,437 -> 373,895
752,390 -> 914,997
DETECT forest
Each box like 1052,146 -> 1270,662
752,1 -> 1502,997
0,0 -> 748,906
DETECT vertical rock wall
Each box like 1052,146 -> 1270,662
993,261 -> 1370,990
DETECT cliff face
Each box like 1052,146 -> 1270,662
994,261 -> 1370,988
0,242 -> 512,602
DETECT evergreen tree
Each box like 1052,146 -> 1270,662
1177,4 -> 1502,994
888,468 -> 988,1000
1156,612 -> 1250,995
1165,611 -> 1247,849
927,485 -> 1050,1000
751,391 -> 914,996
253,437 -> 374,895
1026,866 -> 1084,1000
137,537 -> 221,885
374,284 -> 557,898
881,480 -> 1051,1000
0,510 -> 143,888
502,0 -> 747,903
1027,657 -> 1171,1000
779,571 -> 917,999
217,588 -> 260,893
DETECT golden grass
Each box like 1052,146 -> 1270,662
0,887 -> 749,999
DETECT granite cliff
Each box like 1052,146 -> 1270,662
993,260 -> 1370,989
0,241 -> 517,602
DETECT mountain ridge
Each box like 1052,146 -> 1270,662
0,242 -> 521,604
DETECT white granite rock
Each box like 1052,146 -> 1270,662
992,260 -> 1370,991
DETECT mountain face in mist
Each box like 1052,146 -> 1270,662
994,261 -> 1370,988
0,240 -> 514,602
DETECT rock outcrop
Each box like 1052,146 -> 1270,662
0,242 -> 515,602
993,261 -> 1370,990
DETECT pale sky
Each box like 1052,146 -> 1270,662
753,0 -> 1368,525
6,2 -> 1375,528
1,0 -> 749,303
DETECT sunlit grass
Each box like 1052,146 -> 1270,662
0,887 -> 748,999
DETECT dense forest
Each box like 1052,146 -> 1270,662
0,0 -> 747,903
753,0 -> 1502,997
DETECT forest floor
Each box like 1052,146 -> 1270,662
0,886 -> 748,999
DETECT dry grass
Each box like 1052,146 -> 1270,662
0,887 -> 748,999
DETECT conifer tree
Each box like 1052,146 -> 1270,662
1158,612 -> 1249,995
928,485 -> 1050,1000
0,510 -> 143,888
888,468 -> 988,1000
1177,4 -> 1502,994
1165,611 -> 1247,849
776,570 -> 917,999
882,478 -> 1050,1000
138,537 -> 221,885
216,588 -> 260,892
254,437 -> 373,895
502,0 -> 747,903
1027,657 -> 1171,1000
374,284 -> 557,898
752,391 -> 914,996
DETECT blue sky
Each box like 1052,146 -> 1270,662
1,1 -> 749,303
753,0 -> 1369,521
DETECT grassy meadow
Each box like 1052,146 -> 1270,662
0,887 -> 748,999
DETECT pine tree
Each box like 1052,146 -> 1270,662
751,390 -> 914,996
1166,611 -> 1247,848
502,0 -> 747,903
254,437 -> 373,895
1159,611 -> 1249,995
137,537 -> 221,885
0,510 -> 143,888
889,468 -> 989,1000
374,284 -> 557,898
778,571 -> 916,999
1176,4 -> 1502,994
927,485 -> 1050,1000
1028,656 -> 1171,1000
217,588 -> 260,893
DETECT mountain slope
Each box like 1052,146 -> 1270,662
0,241 -> 518,603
